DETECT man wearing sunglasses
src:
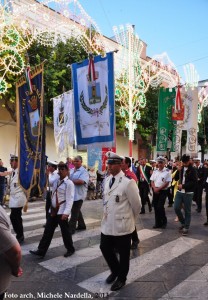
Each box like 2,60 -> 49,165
30,162 -> 75,258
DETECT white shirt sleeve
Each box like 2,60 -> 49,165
63,180 -> 75,216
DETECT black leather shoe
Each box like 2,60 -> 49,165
105,273 -> 117,284
204,221 -> 208,226
152,225 -> 161,229
29,250 -> 45,258
131,240 -> 139,250
17,236 -> 24,244
64,250 -> 75,257
111,279 -> 126,291
76,227 -> 86,231
139,211 -> 145,214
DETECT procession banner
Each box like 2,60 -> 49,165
53,90 -> 74,157
177,87 -> 198,155
186,87 -> 198,155
16,64 -> 46,192
156,88 -> 175,153
72,52 -> 115,146
171,121 -> 177,152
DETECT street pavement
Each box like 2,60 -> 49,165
4,196 -> 208,300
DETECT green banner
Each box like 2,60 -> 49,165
156,88 -> 176,152
171,121 -> 177,152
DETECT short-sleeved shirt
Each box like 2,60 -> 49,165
0,206 -> 17,294
70,166 -> 89,201
150,168 -> 172,189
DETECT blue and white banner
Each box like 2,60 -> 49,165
16,64 -> 46,192
72,52 -> 115,146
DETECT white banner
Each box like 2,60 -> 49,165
53,90 -> 74,156
176,87 -> 198,156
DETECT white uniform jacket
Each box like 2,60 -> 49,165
9,168 -> 26,208
51,176 -> 74,216
101,170 -> 141,236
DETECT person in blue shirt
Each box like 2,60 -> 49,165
69,156 -> 89,234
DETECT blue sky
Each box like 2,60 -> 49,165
79,0 -> 208,82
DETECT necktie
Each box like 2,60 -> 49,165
109,177 -> 115,188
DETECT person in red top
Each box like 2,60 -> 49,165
121,157 -> 140,249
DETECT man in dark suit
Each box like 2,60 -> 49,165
136,158 -> 152,214
193,158 -> 206,213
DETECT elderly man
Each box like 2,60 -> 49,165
0,155 -> 26,244
174,154 -> 198,235
69,156 -> 89,234
0,206 -> 23,300
100,151 -> 141,291
150,156 -> 172,229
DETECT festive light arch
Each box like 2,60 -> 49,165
0,0 -> 107,94
113,24 -> 179,155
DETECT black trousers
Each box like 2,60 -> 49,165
45,191 -> 52,220
196,182 -> 204,211
0,292 -> 5,300
0,183 -> 5,205
100,232 -> 132,282
167,186 -> 173,205
131,227 -> 139,242
152,190 -> 167,227
205,184 -> 208,219
38,214 -> 74,255
10,207 -> 24,239
139,181 -> 151,212
68,200 -> 86,233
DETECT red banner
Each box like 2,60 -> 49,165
102,147 -> 116,171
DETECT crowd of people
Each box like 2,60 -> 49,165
1,152 -> 208,297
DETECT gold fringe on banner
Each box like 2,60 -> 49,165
16,61 -> 45,212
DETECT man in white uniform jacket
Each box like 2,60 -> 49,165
0,155 -> 26,244
100,151 -> 141,291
